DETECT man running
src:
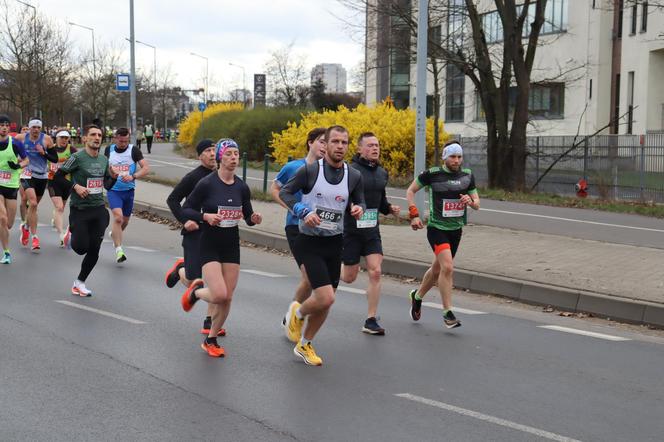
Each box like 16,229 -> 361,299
15,119 -> 57,251
47,130 -> 77,247
54,125 -> 118,296
340,132 -> 400,335
104,127 -> 150,263
165,138 -> 217,336
280,125 -> 365,366
271,127 -> 327,329
0,115 -> 29,264
406,141 -> 480,329
179,139 -> 262,358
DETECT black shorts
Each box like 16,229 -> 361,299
285,225 -> 303,267
200,227 -> 240,266
48,180 -> 71,200
296,234 -> 343,290
20,178 -> 48,197
0,186 -> 18,200
427,226 -> 462,258
182,231 -> 202,280
342,230 -> 383,265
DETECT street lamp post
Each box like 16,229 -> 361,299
228,62 -> 247,106
17,1 -> 38,119
190,52 -> 209,104
136,40 -> 157,130
128,0 -> 137,143
69,21 -> 96,117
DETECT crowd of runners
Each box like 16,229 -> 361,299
1,113 -> 480,367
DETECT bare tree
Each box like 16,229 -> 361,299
264,43 -> 311,107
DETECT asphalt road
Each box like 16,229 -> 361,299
1,203 -> 663,441
143,143 -> 664,249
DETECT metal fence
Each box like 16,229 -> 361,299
456,134 -> 664,203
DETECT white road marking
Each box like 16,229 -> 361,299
537,325 -> 631,342
55,300 -> 147,324
240,269 -> 286,278
395,393 -> 582,442
337,285 -> 366,295
125,246 -> 156,252
422,301 -> 487,315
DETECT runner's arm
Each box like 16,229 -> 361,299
167,174 -> 196,224
348,168 -> 366,211
241,182 -> 256,226
103,165 -> 118,190
181,180 -> 205,222
271,162 -> 295,210
279,162 -> 316,218
11,140 -> 29,168
378,171 -> 392,215
464,174 -> 480,210
54,155 -> 77,189
43,145 -> 59,163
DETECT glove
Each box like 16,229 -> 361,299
7,161 -> 21,170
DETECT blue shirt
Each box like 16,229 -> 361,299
274,158 -> 306,226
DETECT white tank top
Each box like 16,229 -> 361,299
299,159 -> 349,237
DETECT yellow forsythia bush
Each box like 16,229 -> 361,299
271,102 -> 449,177
177,102 -> 245,148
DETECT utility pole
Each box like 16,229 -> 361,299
414,0 -> 428,212
128,0 -> 137,144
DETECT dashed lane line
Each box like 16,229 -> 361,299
395,393 -> 582,442
240,269 -> 287,278
55,300 -> 147,324
421,301 -> 487,315
537,325 -> 631,342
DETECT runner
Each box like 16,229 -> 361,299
270,127 -> 327,329
179,138 -> 262,358
17,126 -> 29,230
406,141 -> 480,329
340,132 -> 400,335
104,127 -> 150,263
144,124 -> 154,154
280,125 -> 365,366
53,125 -> 118,297
15,119 -> 57,251
164,138 -> 217,336
0,115 -> 29,264
47,130 -> 77,247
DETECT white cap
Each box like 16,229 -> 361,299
56,130 -> 71,138
28,119 -> 42,128
442,143 -> 463,160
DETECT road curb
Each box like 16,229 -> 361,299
134,201 -> 664,328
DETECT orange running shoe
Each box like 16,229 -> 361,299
165,258 -> 185,288
181,278 -> 203,312
20,223 -> 29,246
201,340 -> 225,357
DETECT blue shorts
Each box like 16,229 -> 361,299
107,189 -> 135,217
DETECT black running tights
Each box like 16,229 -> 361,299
69,205 -> 110,281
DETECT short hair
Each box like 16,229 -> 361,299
306,127 -> 326,149
357,132 -> 377,145
115,127 -> 130,137
83,124 -> 101,136
444,139 -> 461,148
325,125 -> 349,141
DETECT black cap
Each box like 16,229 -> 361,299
0,114 -> 10,124
196,138 -> 215,155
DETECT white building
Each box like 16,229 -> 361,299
311,63 -> 348,94
365,0 -> 664,136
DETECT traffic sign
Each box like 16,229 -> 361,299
116,73 -> 130,91
198,102 -> 206,112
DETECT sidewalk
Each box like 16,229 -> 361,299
134,180 -> 664,327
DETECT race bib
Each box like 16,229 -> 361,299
315,206 -> 342,231
48,162 -> 61,173
20,169 -> 32,179
86,177 -> 104,194
356,208 -> 378,228
0,170 -> 11,184
442,199 -> 465,218
114,164 -> 131,176
217,205 -> 243,228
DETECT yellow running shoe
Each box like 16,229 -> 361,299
294,342 -> 322,366
285,301 -> 304,343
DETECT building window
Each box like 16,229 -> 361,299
641,2 -> 648,32
627,71 -> 635,134
481,0 -> 568,44
630,1 -> 638,34
447,0 -> 465,49
445,64 -> 465,122
617,0 -> 624,38
474,83 -> 565,120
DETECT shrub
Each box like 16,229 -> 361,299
177,102 -> 245,148
271,102 -> 449,178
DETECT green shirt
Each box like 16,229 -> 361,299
416,165 -> 478,231
60,149 -> 109,209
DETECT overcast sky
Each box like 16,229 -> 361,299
23,0 -> 365,97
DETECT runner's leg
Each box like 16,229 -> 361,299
207,263 -> 239,338
0,196 -> 10,250
364,253 -> 383,318
110,207 -> 124,248
25,187 -> 38,236
51,195 -> 64,236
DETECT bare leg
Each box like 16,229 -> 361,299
51,196 -> 64,235
208,263 -> 239,338
294,264 -> 313,303
436,250 -> 454,310
110,208 -> 124,248
416,255 -> 441,299
299,285 -> 335,341
340,263 -> 360,284
364,254 -> 383,318
25,188 -> 39,235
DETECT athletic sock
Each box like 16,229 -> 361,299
414,291 -> 423,301
116,246 -> 122,253
295,308 -> 304,320
205,336 -> 218,345
299,337 -> 310,347
443,309 -> 451,315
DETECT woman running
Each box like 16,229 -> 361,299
180,138 -> 262,357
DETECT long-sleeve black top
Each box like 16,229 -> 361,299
166,165 -> 214,235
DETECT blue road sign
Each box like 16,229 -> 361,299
116,74 -> 130,91
198,102 -> 206,112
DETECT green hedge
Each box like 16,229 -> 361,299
191,107 -> 305,161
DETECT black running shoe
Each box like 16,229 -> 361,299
362,317 -> 385,335
409,289 -> 422,321
282,316 -> 287,327
443,310 -> 461,329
